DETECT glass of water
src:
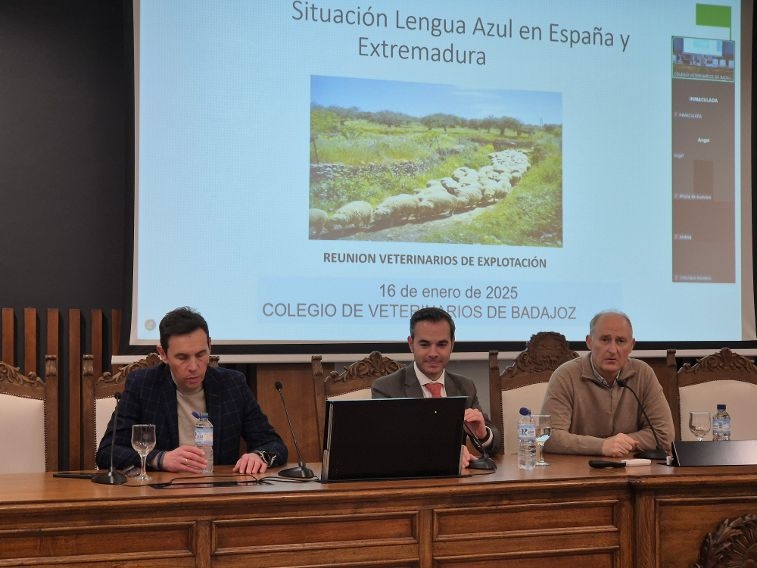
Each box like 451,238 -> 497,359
688,411 -> 711,441
532,414 -> 552,466
131,424 -> 156,482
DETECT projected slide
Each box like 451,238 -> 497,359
132,0 -> 752,346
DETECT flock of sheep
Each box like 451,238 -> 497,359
309,149 -> 530,237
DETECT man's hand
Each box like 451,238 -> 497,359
463,408 -> 487,440
161,445 -> 207,473
601,433 -> 638,457
233,452 -> 268,475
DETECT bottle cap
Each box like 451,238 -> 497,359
717,404 -> 726,411
519,407 -> 531,416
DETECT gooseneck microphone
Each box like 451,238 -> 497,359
616,379 -> 667,461
274,381 -> 315,479
463,423 -> 497,471
92,392 -> 127,485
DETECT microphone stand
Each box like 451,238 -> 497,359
464,423 -> 497,471
92,392 -> 127,485
617,379 -> 668,461
274,381 -> 315,479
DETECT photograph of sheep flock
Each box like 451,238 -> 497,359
309,75 -> 563,246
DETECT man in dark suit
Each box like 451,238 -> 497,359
96,307 -> 287,474
372,307 -> 502,464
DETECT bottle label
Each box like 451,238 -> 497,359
518,424 -> 536,440
195,426 -> 213,446
712,415 -> 731,440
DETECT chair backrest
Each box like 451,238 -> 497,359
82,352 -> 221,469
82,352 -> 162,469
82,353 -> 219,469
644,348 -> 678,428
489,332 -> 578,454
674,348 -> 757,441
0,355 -> 58,472
312,351 -> 402,449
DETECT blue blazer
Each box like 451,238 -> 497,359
371,365 -> 502,454
96,363 -> 287,470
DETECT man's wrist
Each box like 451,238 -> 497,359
479,426 -> 492,446
150,451 -> 164,471
253,449 -> 277,467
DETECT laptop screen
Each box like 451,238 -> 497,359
321,397 -> 467,482
672,440 -> 757,466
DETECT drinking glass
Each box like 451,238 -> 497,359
688,411 -> 711,441
131,424 -> 156,482
532,414 -> 552,466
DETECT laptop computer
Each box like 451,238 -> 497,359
671,440 -> 757,466
321,397 -> 467,482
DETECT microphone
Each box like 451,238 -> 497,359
463,423 -> 497,471
92,392 -> 127,485
274,381 -> 315,479
616,379 -> 667,461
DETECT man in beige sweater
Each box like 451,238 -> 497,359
541,310 -> 675,457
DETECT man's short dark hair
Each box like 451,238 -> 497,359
159,307 -> 210,352
409,307 -> 455,340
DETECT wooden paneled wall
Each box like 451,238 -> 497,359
0,307 -> 122,470
69,308 -> 122,469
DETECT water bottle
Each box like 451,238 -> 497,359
712,404 -> 731,441
194,412 -> 214,474
518,407 -> 536,470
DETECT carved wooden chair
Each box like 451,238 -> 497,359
673,348 -> 757,441
489,332 -> 578,454
82,352 -> 219,469
0,355 -> 59,472
312,351 -> 402,449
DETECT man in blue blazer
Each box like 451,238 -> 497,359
96,307 -> 287,474
372,307 -> 502,464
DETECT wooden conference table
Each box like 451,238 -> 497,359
1,455 -> 756,568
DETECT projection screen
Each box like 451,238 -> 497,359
130,0 -> 755,353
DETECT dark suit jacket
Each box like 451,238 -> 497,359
96,363 -> 287,470
371,365 -> 502,454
